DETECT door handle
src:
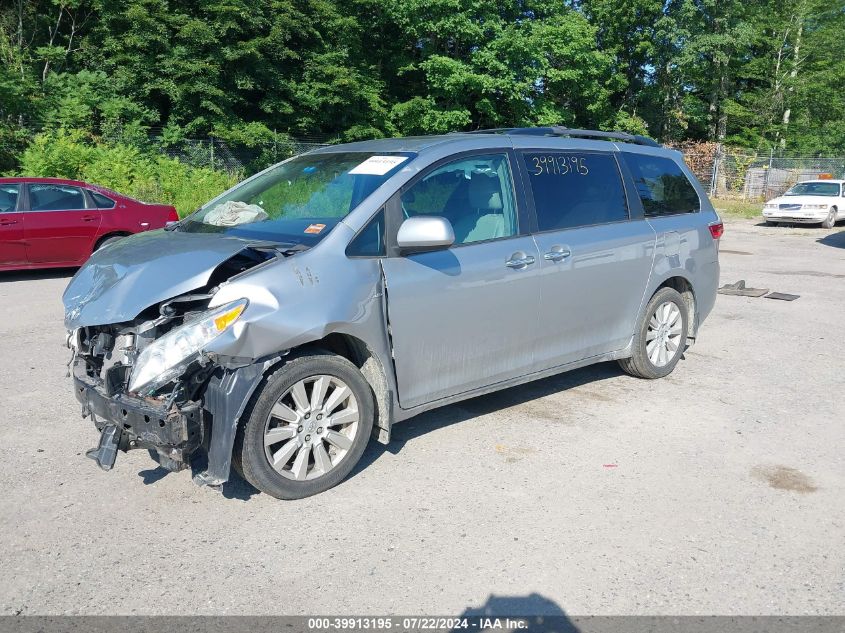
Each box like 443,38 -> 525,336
81,215 -> 98,222
505,254 -> 536,268
0,218 -> 17,226
543,246 -> 572,262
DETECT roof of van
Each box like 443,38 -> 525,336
310,131 -> 665,155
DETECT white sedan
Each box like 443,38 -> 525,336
762,179 -> 844,228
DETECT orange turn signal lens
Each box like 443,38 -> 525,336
213,304 -> 246,332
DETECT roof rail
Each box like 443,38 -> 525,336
465,126 -> 661,148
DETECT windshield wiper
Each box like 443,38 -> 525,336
247,241 -> 310,258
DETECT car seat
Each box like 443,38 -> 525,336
453,172 -> 506,243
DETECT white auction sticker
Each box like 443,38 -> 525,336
349,155 -> 409,175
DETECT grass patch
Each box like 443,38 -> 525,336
710,197 -> 762,219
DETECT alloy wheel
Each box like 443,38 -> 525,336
646,301 -> 683,368
262,375 -> 359,481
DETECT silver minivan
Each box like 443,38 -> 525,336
65,128 -> 722,499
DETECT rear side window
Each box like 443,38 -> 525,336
29,184 -> 87,211
521,152 -> 628,231
625,154 -> 699,216
0,184 -> 19,212
91,191 -> 116,209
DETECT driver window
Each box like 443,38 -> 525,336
401,154 -> 517,245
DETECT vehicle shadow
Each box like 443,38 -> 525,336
817,229 -> 845,249
138,466 -> 170,485
351,361 -> 624,478
138,361 -> 624,500
455,593 -> 575,631
138,449 -> 262,500
0,267 -> 76,282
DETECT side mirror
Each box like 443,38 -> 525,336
396,216 -> 455,254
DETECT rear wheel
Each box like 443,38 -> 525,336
821,207 -> 837,229
619,287 -> 688,379
234,352 -> 374,499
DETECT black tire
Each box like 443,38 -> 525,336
619,286 -> 689,379
821,207 -> 837,229
233,352 -> 374,500
95,235 -> 126,251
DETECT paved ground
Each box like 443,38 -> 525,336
0,218 -> 843,616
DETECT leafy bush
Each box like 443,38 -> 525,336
14,129 -> 239,216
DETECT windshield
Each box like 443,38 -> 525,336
784,182 -> 841,197
181,151 -> 414,244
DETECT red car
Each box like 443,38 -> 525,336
0,177 -> 178,272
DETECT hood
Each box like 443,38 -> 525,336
769,195 -> 836,206
63,230 -> 277,328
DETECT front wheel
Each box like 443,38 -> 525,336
619,287 -> 688,379
821,207 -> 837,229
234,352 -> 374,499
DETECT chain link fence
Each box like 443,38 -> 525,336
682,146 -> 845,201
158,136 -> 331,175
176,139 -> 845,201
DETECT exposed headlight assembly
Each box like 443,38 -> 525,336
802,203 -> 828,209
128,299 -> 248,394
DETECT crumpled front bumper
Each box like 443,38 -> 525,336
73,359 -> 203,472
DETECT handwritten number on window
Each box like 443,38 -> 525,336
531,155 -> 589,177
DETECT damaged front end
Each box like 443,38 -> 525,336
65,235 -> 298,484
71,296 -> 218,473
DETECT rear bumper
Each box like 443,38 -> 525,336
73,360 -> 203,471
694,260 -> 720,335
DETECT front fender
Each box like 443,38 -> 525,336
193,357 -> 282,487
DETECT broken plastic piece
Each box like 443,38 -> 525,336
85,424 -> 121,471
718,280 -> 769,297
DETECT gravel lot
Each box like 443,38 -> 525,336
0,218 -> 843,616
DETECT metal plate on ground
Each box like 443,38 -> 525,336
765,292 -> 800,301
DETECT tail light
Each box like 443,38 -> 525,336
708,222 -> 724,240
166,207 -> 179,223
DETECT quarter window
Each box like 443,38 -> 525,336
347,209 -> 385,257
29,184 -> 87,211
624,154 -> 700,216
91,191 -> 116,209
401,154 -> 517,245
0,184 -> 19,213
522,152 -> 628,231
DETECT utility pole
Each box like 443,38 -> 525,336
764,147 -> 774,200
709,145 -> 722,198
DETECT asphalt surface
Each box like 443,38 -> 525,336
0,218 -> 843,616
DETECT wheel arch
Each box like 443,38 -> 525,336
93,231 -> 132,252
650,273 -> 698,340
296,332 -> 394,445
